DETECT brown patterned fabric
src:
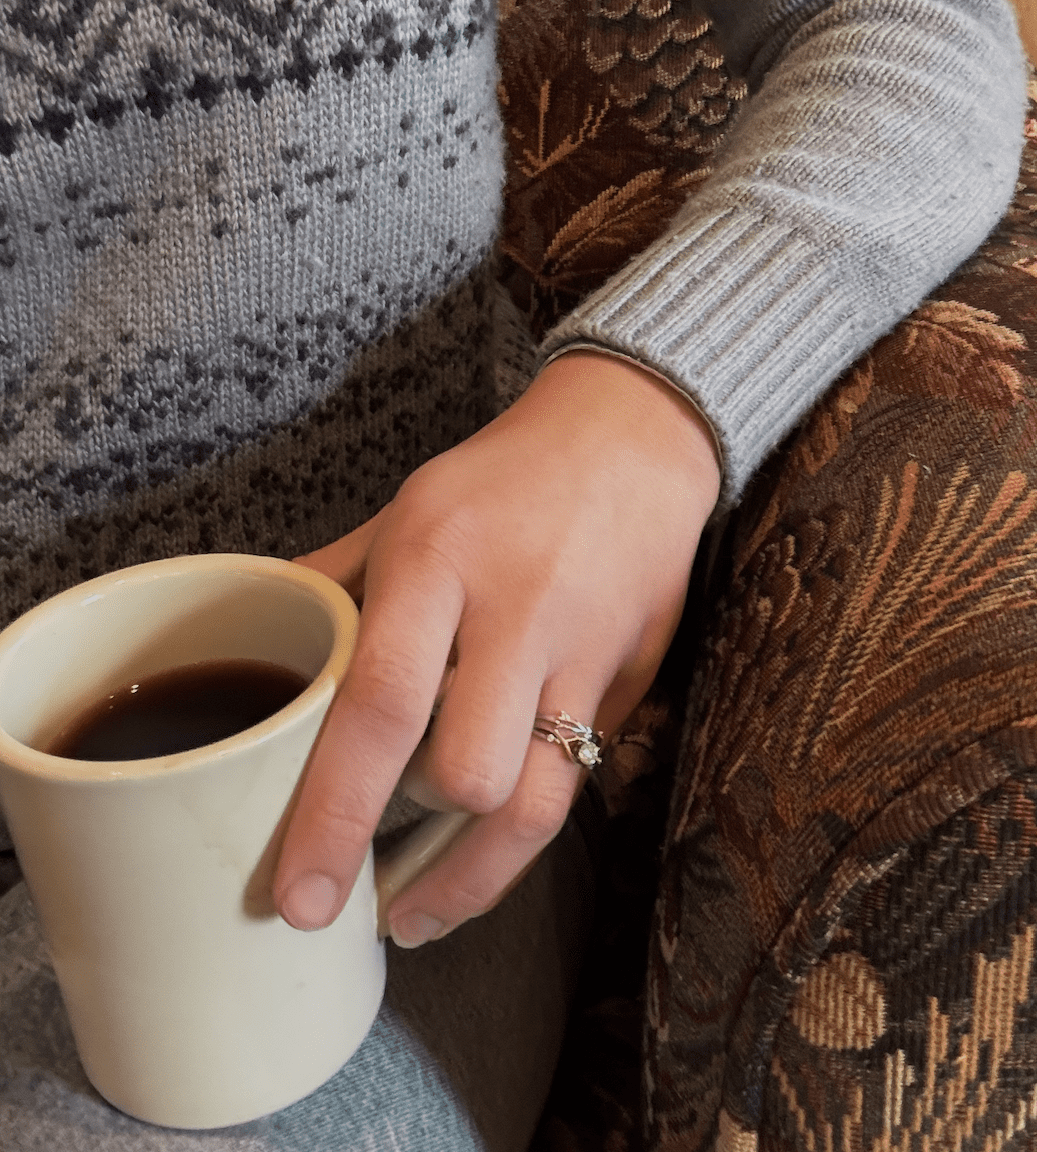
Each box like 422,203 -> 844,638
730,106 -> 1037,1152
497,0 -> 744,338
498,5 -> 1037,1150
763,775 -> 1037,1150
643,142 -> 1037,1148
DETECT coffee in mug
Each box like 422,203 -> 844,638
48,659 -> 311,761
0,555 -> 376,1129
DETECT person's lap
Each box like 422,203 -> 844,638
0,816 -> 592,1152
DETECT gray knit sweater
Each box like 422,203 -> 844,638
0,0 -> 1027,628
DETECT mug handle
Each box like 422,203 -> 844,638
373,811 -> 473,938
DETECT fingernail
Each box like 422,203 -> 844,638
280,873 -> 340,931
390,911 -> 446,949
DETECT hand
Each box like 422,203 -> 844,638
272,350 -> 721,946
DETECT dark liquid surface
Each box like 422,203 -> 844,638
48,659 -> 311,761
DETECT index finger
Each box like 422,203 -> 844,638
273,545 -> 464,931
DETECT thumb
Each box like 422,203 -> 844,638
294,508 -> 387,602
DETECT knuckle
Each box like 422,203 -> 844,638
437,875 -> 500,922
304,789 -> 373,855
508,783 -> 571,844
351,651 -> 428,731
401,523 -> 474,586
431,753 -> 510,814
391,484 -> 470,558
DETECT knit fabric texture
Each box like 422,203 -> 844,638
0,0 -> 1027,630
0,0 -> 504,627
542,0 -> 1028,502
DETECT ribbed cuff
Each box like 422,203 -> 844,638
539,205 -> 864,505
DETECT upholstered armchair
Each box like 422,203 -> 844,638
496,5 -> 1037,1149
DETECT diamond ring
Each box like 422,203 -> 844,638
532,712 -> 603,769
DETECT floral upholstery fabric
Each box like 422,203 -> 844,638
498,4 -> 1037,1149
497,0 -> 744,341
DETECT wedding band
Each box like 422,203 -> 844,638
532,712 -> 603,769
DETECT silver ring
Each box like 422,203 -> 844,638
532,711 -> 603,769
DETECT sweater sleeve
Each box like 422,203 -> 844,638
538,0 -> 1029,504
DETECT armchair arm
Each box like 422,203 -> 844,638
646,72 -> 1037,1151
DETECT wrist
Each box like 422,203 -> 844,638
541,345 -> 724,478
525,349 -> 723,513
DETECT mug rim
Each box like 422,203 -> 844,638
0,553 -> 358,782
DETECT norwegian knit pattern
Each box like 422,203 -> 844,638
0,0 -> 503,627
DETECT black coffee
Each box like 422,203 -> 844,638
48,659 -> 311,761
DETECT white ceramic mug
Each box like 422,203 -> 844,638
0,554 -> 466,1130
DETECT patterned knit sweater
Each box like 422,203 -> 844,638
0,0 -> 1026,629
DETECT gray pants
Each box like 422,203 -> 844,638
0,818 -> 592,1152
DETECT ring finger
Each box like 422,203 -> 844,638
385,680 -> 602,948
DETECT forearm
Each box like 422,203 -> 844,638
540,0 -> 1028,503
